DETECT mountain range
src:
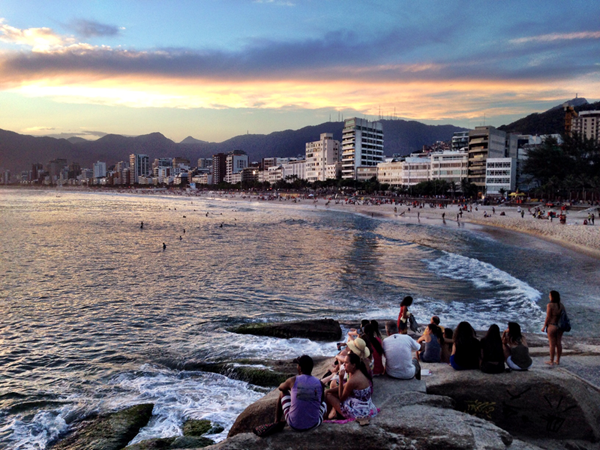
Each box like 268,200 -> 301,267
0,98 -> 597,175
0,120 -> 465,175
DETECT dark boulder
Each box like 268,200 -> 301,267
125,435 -> 214,449
52,403 -> 154,450
229,319 -> 342,341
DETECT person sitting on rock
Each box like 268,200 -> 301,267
480,324 -> 505,374
502,322 -> 532,371
430,315 -> 445,332
275,355 -> 327,431
325,352 -> 378,420
382,321 -> 421,380
416,323 -> 443,363
363,324 -> 385,376
450,321 -> 480,370
441,327 -> 453,363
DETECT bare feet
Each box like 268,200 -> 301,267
545,361 -> 555,366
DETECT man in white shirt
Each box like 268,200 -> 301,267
383,321 -> 421,380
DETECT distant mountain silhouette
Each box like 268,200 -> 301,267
498,98 -> 599,135
66,137 -> 89,144
0,119 -> 465,174
180,136 -> 208,145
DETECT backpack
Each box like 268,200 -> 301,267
558,307 -> 571,332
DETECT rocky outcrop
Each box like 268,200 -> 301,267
229,319 -> 342,341
52,404 -> 154,450
425,363 -> 600,442
209,391 -> 539,449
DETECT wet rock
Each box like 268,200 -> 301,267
425,363 -> 600,442
229,319 -> 342,341
125,435 -> 214,449
183,419 -> 223,436
52,403 -> 154,450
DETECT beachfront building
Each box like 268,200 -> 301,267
485,158 -> 517,196
212,153 -> 227,184
452,131 -> 470,151
341,118 -> 384,179
572,110 -> 600,141
129,154 -> 150,184
197,158 -> 212,170
430,151 -> 468,185
93,161 -> 107,179
356,166 -> 378,182
225,150 -> 248,184
401,157 -> 431,186
305,133 -> 340,182
377,161 -> 404,186
467,126 -> 512,188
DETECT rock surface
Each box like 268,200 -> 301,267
125,435 -> 214,449
209,391 -> 540,449
424,362 -> 600,442
229,319 -> 342,341
52,403 -> 154,450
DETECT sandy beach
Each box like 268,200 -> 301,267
203,191 -> 600,259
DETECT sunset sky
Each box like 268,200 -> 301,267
1,0 -> 599,142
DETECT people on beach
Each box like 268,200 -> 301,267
397,296 -> 413,334
480,324 -> 505,374
502,322 -> 532,371
276,355 -> 326,431
542,290 -> 565,366
382,321 -> 421,380
325,352 -> 378,420
450,321 -> 480,370
416,324 -> 442,363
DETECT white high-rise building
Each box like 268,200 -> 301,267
130,154 -> 150,184
305,133 -> 340,182
93,161 -> 107,179
341,118 -> 384,179
225,150 -> 248,183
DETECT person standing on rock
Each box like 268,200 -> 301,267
542,290 -> 566,366
383,321 -> 421,380
275,355 -> 326,431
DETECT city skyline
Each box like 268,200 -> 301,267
1,1 -> 599,142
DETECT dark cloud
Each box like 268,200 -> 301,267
67,19 -> 121,38
0,25 -> 598,86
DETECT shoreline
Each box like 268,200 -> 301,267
3,186 -> 599,259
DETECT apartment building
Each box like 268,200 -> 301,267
467,127 -> 508,187
572,110 -> 600,141
212,153 -> 227,184
401,157 -> 431,186
129,154 -> 150,184
305,133 -> 340,182
452,131 -> 470,151
485,158 -> 517,195
225,150 -> 248,183
341,118 -> 384,179
430,151 -> 468,185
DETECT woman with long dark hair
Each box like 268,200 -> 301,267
363,324 -> 384,375
542,290 -> 565,365
502,322 -> 532,371
450,321 -> 480,370
480,324 -> 505,374
325,352 -> 377,419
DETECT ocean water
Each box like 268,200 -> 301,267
1,189 -> 599,449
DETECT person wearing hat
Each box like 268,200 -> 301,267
383,321 -> 421,380
275,355 -> 326,431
